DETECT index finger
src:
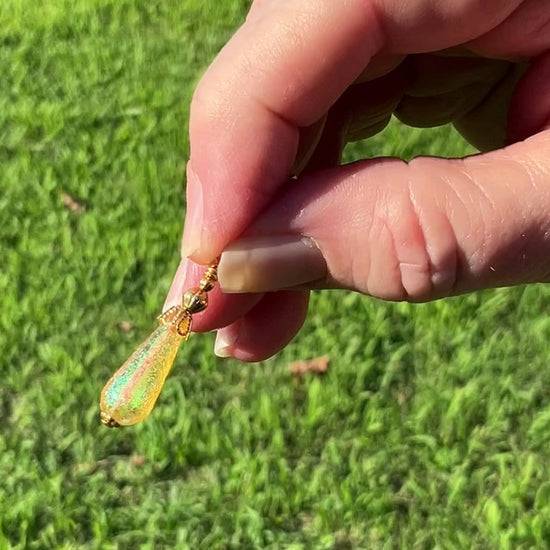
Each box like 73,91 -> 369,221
182,0 -> 384,263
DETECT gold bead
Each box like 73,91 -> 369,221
199,265 -> 218,291
183,287 -> 208,314
199,278 -> 214,292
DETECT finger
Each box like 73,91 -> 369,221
292,117 -> 328,175
183,0 -> 385,263
217,129 -> 550,302
183,0 -> 522,265
466,1 -> 550,58
507,51 -> 550,143
304,65 -> 408,171
292,54 -> 407,174
396,54 -> 513,136
213,290 -> 309,362
305,54 -> 514,155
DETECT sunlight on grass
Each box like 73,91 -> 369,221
2,1 -> 550,548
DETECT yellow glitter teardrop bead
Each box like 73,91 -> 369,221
100,259 -> 218,428
100,323 -> 184,427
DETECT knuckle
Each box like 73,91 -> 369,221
363,159 -> 462,301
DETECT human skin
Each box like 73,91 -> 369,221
164,0 -> 550,361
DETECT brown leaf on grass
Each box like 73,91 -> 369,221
130,454 -> 146,467
118,320 -> 134,332
289,355 -> 330,378
61,192 -> 86,214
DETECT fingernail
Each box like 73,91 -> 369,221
218,235 -> 327,293
181,163 -> 204,258
163,258 -> 188,312
214,326 -> 239,358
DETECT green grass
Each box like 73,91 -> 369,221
2,1 -> 550,548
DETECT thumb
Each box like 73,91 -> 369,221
217,130 -> 550,302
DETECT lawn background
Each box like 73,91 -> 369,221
2,1 -> 550,548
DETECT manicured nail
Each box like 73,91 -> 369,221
214,327 -> 239,358
218,235 -> 327,293
163,258 -> 188,312
181,163 -> 204,258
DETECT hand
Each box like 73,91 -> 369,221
164,0 -> 550,361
